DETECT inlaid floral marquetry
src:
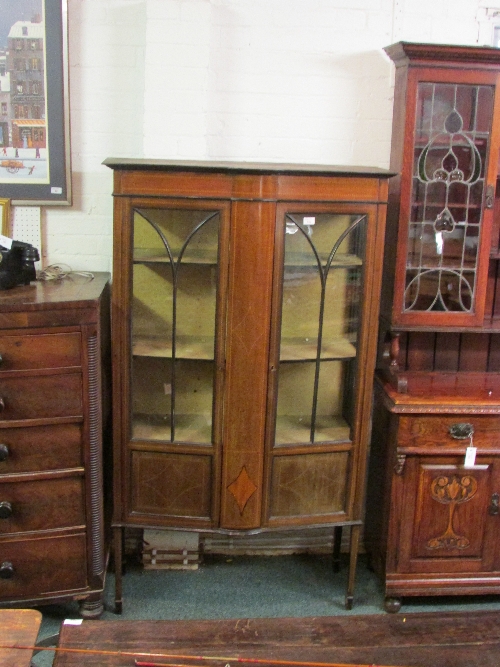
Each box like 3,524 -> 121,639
427,474 -> 478,550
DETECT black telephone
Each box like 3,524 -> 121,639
0,240 -> 40,289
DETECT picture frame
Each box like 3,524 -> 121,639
0,0 -> 71,205
0,198 -> 10,235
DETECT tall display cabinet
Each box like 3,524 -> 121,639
105,158 -> 392,611
365,42 -> 500,612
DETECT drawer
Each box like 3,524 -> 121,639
0,424 -> 83,473
0,373 -> 82,420
398,414 -> 500,449
0,532 -> 87,600
0,332 -> 81,371
0,476 -> 85,534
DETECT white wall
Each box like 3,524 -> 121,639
42,0 -> 485,272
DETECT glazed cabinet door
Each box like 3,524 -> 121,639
389,455 -> 500,578
391,67 -> 500,328
265,203 -> 380,527
124,200 -> 230,527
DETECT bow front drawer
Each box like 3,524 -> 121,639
0,332 -> 81,371
0,374 -> 83,421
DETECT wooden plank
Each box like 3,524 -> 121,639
52,612 -> 500,667
0,609 -> 41,667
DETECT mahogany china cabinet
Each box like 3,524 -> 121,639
0,274 -> 110,617
365,42 -> 500,612
105,158 -> 392,611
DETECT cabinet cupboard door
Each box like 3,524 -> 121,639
392,456 -> 500,575
128,202 -> 229,524
391,67 -> 500,328
266,205 -> 374,525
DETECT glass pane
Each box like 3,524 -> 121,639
275,213 -> 366,445
406,82 -> 493,313
131,207 -> 220,443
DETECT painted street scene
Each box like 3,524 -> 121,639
0,0 -> 47,183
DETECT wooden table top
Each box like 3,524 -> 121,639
52,610 -> 500,667
0,609 -> 42,667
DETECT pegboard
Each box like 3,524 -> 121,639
11,206 -> 43,268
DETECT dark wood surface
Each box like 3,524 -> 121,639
0,609 -> 41,667
52,611 -> 500,666
0,273 -> 110,616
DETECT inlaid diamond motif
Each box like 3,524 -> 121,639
228,466 -> 257,515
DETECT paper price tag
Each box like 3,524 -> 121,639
464,445 -> 477,468
0,235 -> 12,249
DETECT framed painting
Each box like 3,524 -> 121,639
0,0 -> 71,205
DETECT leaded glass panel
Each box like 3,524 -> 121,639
405,82 -> 493,313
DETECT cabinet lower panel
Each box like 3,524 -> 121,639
269,451 -> 349,518
130,450 -> 212,519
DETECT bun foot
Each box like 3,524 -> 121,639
384,596 -> 402,613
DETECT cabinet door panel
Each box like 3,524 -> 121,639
397,457 -> 499,573
131,205 -> 224,447
130,451 -> 212,520
273,211 -> 366,447
387,60 -> 500,328
269,451 -> 349,519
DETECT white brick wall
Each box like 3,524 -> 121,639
41,0 -> 483,271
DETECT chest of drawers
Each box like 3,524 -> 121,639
0,273 -> 110,617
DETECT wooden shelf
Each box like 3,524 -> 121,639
275,414 -> 351,444
285,252 -> 362,268
132,413 -> 212,443
133,336 -> 214,360
280,337 -> 356,361
133,336 -> 356,362
134,248 -> 218,265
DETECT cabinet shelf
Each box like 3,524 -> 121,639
134,248 -> 217,265
133,335 -> 356,362
133,336 -> 214,360
285,252 -> 362,268
132,413 -> 212,443
280,337 -> 356,361
275,415 -> 351,444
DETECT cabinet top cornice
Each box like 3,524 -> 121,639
103,158 -> 394,179
385,41 -> 500,67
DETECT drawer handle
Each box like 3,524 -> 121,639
0,501 -> 12,519
0,444 -> 8,461
449,423 -> 474,440
489,493 -> 500,516
0,561 -> 14,579
0,398 -> 5,413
